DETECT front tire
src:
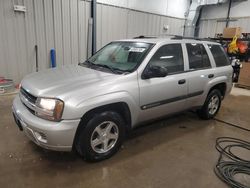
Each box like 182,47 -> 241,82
75,111 -> 125,162
197,89 -> 222,120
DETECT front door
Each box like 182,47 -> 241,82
138,43 -> 188,122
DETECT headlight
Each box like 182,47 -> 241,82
35,98 -> 64,121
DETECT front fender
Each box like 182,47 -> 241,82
62,91 -> 140,126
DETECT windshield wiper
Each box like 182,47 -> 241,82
80,61 -> 125,74
94,64 -> 122,74
79,60 -> 94,67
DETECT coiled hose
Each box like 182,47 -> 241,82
215,137 -> 250,188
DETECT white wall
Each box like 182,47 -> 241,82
199,0 -> 250,37
201,0 -> 250,19
0,0 -> 185,83
97,0 -> 190,18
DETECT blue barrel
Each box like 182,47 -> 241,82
50,48 -> 56,68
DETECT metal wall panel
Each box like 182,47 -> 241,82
34,0 -> 47,70
70,0 -> 79,65
0,0 -> 185,83
0,0 -> 8,78
44,0 -> 55,67
78,0 -> 89,62
24,0 -> 37,73
126,8 -> 184,40
0,0 -> 24,82
62,0 -> 71,65
79,1 -> 91,61
228,17 -> 250,33
199,17 -> 250,38
96,4 -> 128,49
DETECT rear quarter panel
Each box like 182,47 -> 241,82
202,65 -> 233,106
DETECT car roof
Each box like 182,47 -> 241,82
116,36 -> 220,45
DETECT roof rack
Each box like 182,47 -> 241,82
133,35 -> 157,39
171,35 -> 202,40
171,35 -> 213,41
133,35 -> 216,42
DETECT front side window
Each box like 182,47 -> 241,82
186,43 -> 211,70
147,43 -> 184,74
84,42 -> 153,73
208,44 -> 230,67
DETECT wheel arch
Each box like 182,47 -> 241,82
72,102 -> 132,149
208,82 -> 227,99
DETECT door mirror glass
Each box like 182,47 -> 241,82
142,65 -> 168,79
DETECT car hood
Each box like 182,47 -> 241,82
21,65 -> 120,99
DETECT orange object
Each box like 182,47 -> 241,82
237,41 -> 248,54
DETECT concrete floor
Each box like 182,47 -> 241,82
0,88 -> 249,188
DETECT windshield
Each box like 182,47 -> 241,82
84,42 -> 153,73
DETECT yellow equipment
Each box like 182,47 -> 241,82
228,36 -> 238,54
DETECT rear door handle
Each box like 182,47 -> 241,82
208,74 -> 214,78
178,79 -> 186,85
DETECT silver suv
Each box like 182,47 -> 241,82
12,37 -> 233,161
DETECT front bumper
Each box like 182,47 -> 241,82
12,96 -> 80,151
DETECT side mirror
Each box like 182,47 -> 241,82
142,65 -> 168,79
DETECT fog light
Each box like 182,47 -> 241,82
34,132 -> 47,144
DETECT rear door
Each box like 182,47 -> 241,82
185,43 -> 214,107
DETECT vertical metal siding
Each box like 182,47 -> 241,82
61,0 -> 71,65
34,0 -> 47,70
0,0 -> 7,77
199,17 -> 250,38
70,0 -> 79,65
96,4 -> 128,49
78,0 -> 88,62
24,0 -> 36,73
53,0 -> 63,67
1,0 -> 22,82
43,0 -> 55,68
14,0 -> 27,81
0,0 -> 185,83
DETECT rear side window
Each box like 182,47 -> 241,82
208,44 -> 230,67
148,43 -> 184,74
186,43 -> 211,70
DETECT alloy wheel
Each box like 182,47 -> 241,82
90,121 -> 119,154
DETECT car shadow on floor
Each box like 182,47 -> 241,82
28,111 -> 213,167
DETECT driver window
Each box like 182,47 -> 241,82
148,44 -> 184,74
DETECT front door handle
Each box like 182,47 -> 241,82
208,74 -> 214,78
178,79 -> 186,85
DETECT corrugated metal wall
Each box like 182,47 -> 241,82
199,17 -> 250,38
0,0 -> 90,83
96,4 -> 185,49
0,0 -> 185,83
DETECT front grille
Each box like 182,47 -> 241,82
20,87 -> 37,104
20,87 -> 37,113
23,102 -> 35,115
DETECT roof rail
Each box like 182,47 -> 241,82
133,35 -> 157,39
171,35 -> 213,41
171,35 -> 201,40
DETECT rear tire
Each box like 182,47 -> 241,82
197,89 -> 222,120
75,111 -> 125,162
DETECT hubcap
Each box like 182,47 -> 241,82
90,121 -> 119,154
208,95 -> 219,115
